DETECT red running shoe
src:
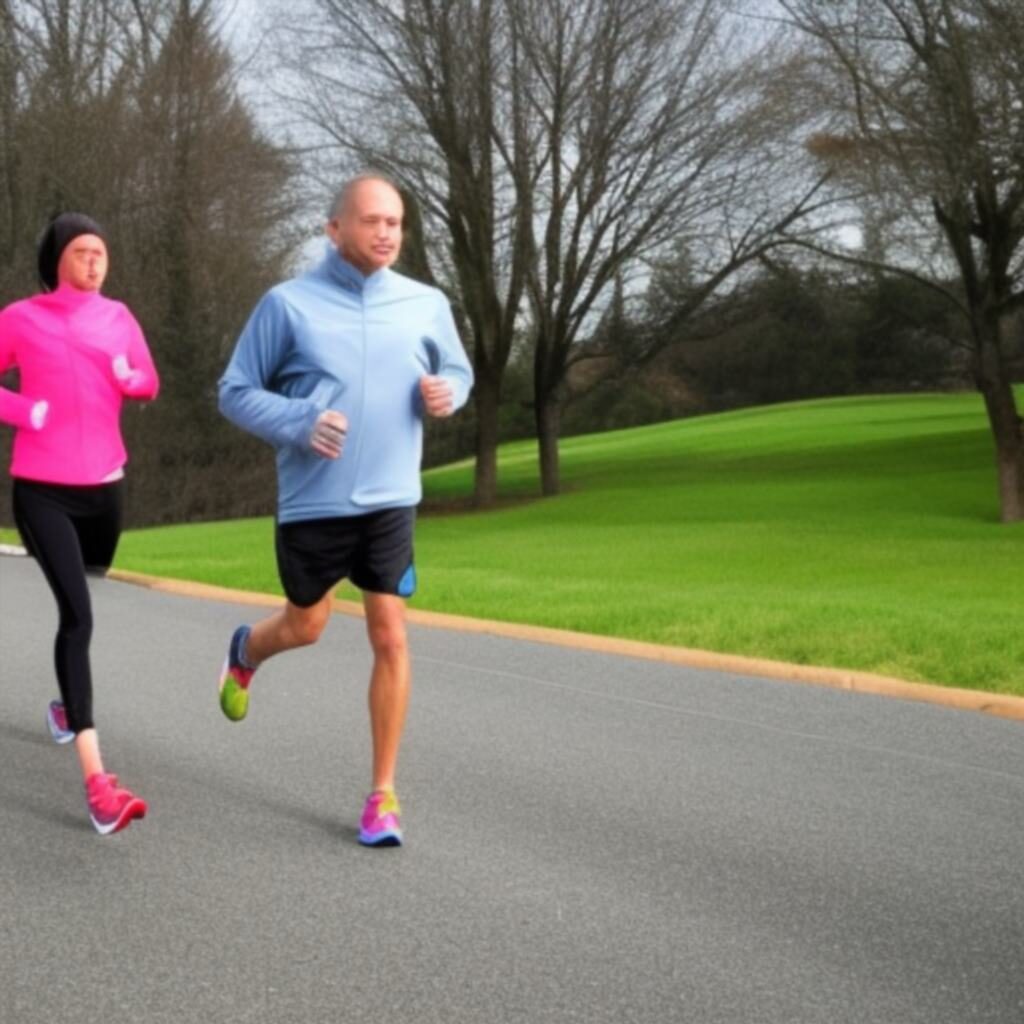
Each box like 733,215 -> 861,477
85,773 -> 147,836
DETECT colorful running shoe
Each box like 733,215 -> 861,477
358,789 -> 403,847
46,700 -> 75,745
219,625 -> 254,722
85,773 -> 147,836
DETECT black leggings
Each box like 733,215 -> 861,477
12,479 -> 123,734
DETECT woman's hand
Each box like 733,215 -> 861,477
30,400 -> 49,430
112,354 -> 144,390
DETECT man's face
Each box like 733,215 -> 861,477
57,234 -> 108,292
327,180 -> 404,275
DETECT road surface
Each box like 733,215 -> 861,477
1,554 -> 1022,1024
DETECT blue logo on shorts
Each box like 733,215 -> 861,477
397,564 -> 417,598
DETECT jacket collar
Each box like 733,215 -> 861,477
322,247 -> 390,295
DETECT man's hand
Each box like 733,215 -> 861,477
310,409 -> 349,459
420,375 -> 454,418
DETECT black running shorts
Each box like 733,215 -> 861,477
274,507 -> 417,607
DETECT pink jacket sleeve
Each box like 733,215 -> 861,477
0,387 -> 41,430
116,309 -> 160,400
0,312 -> 43,431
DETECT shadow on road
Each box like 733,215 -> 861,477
0,719 -> 55,750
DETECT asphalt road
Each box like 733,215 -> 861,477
1,553 -> 1022,1024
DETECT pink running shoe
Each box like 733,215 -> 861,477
358,789 -> 403,847
85,773 -> 147,836
46,701 -> 75,745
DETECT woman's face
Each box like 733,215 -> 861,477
57,234 -> 108,292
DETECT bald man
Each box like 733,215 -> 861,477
217,175 -> 474,846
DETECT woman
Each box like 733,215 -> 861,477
0,213 -> 159,835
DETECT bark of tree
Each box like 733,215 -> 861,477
473,370 -> 502,505
972,315 -> 1024,522
534,377 -> 561,498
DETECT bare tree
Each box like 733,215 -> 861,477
282,0 -> 530,506
507,0 -> 833,494
115,0 -> 302,521
0,0 -> 25,274
779,0 -> 1024,523
284,0 -> 832,498
0,0 -> 300,525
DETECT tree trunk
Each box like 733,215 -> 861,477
535,392 -> 561,497
473,372 -> 501,507
974,326 -> 1023,523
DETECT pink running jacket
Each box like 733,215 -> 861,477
0,284 -> 159,485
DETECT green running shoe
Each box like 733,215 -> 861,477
218,625 -> 255,722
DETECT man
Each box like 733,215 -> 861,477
217,175 -> 473,847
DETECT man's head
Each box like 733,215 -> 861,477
37,212 -> 109,292
326,175 -> 404,276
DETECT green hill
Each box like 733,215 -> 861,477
411,392 -> 1023,694
12,391 -> 1020,694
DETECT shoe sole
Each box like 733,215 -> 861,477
47,721 -> 75,745
91,798 -> 147,836
358,829 -> 403,847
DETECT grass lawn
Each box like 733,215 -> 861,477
4,391 -> 1023,694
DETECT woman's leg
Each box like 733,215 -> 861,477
13,482 -> 145,832
76,480 -> 122,575
13,482 -> 99,743
12,482 -> 121,783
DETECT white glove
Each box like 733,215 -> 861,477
112,353 -> 146,391
112,354 -> 132,381
310,409 -> 348,459
30,400 -> 49,431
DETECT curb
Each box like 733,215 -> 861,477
104,567 -> 1024,724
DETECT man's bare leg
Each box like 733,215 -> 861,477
245,592 -> 334,665
218,592 -> 334,722
363,592 -> 410,792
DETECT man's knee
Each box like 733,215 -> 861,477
367,614 -> 407,663
287,602 -> 330,647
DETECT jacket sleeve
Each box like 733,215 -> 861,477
116,308 -> 160,400
218,290 -> 325,450
0,311 -> 43,431
430,292 -> 474,412
0,388 -> 40,431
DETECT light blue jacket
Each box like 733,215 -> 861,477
219,249 -> 474,523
